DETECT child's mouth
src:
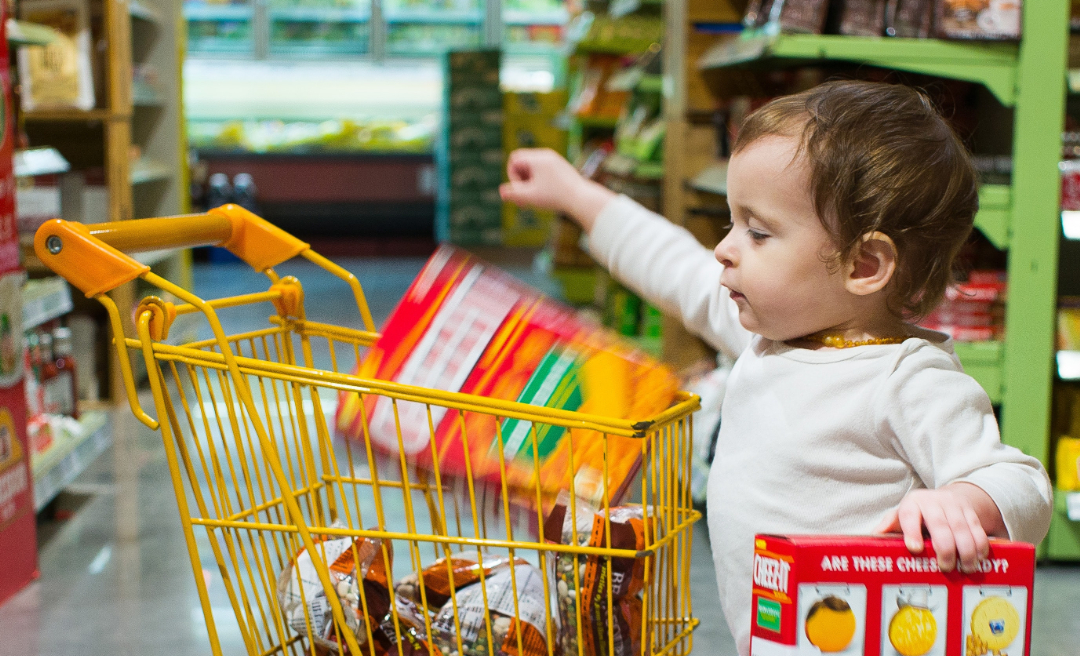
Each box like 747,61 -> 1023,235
730,291 -> 746,302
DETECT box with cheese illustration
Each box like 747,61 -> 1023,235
751,534 -> 1034,656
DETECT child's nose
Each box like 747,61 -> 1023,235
715,234 -> 736,268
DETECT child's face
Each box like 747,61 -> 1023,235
716,135 -> 861,341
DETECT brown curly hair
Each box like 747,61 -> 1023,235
733,80 -> 979,319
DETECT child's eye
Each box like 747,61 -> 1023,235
747,229 -> 769,242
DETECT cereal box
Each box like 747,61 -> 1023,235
335,245 -> 679,506
750,534 -> 1035,656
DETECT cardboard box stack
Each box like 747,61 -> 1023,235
438,49 -> 504,246
502,90 -> 568,247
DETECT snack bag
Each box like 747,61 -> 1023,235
544,496 -> 656,656
395,552 -> 555,656
277,531 -> 435,656
335,245 -> 679,507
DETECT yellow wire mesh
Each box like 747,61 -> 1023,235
122,273 -> 700,656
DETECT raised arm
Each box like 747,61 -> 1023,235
501,148 -> 751,358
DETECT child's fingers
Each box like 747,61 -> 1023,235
897,500 -> 926,554
919,502 -> 958,572
967,505 -> 991,561
946,504 -> 981,572
506,154 -> 533,183
499,181 -> 530,206
873,508 -> 900,534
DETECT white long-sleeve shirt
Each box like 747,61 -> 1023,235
588,195 -> 1054,656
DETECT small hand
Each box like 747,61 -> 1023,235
874,483 -> 999,573
499,148 -> 614,231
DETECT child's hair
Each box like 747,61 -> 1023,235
732,80 -> 979,318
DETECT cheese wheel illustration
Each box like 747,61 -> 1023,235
805,596 -> 857,653
970,596 -> 1020,651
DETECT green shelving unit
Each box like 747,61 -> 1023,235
699,3 -> 1076,559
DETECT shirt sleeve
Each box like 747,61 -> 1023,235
877,348 -> 1053,545
587,194 -> 752,359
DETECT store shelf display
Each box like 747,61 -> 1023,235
438,49 -> 503,245
269,0 -> 371,56
183,0 -> 255,55
188,116 -> 436,154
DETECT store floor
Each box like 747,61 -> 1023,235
1,256 -> 1079,655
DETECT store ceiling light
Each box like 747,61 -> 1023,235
1062,210 -> 1080,240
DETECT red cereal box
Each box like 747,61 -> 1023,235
750,534 -> 1034,656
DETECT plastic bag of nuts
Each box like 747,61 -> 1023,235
428,561 -> 552,656
544,495 -> 655,656
276,531 -> 435,655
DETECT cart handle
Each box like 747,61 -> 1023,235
34,204 -> 310,297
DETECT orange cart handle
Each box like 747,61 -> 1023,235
34,204 -> 310,297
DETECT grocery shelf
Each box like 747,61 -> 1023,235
31,410 -> 110,512
22,277 -> 73,330
6,18 -> 59,46
603,152 -> 663,180
687,160 -> 728,196
269,7 -> 371,22
13,147 -> 70,178
132,81 -> 164,107
129,0 -> 163,24
24,109 -> 114,122
1046,488 -> 1080,560
383,9 -> 483,24
503,9 -> 567,26
181,4 -> 252,21
575,115 -> 619,129
975,184 -> 1011,250
953,340 -> 1004,405
1068,492 -> 1080,521
697,29 -> 1020,107
130,159 -> 173,185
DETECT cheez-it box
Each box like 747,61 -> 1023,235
751,534 -> 1035,656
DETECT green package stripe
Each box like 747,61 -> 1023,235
756,597 -> 782,632
499,347 -> 583,461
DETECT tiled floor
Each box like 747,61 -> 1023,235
1,255 -> 1078,655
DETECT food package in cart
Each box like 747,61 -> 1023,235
544,494 -> 656,656
394,551 -> 555,656
335,245 -> 679,506
276,530 -> 435,655
749,534 -> 1035,656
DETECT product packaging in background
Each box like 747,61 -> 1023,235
919,271 -> 1006,342
0,5 -> 37,608
335,245 -> 679,508
750,534 -> 1035,656
502,90 -> 568,248
438,49 -> 504,246
935,0 -> 1022,40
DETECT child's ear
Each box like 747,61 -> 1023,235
845,231 -> 897,296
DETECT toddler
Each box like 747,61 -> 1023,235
500,80 -> 1052,655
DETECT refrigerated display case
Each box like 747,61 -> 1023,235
184,0 -> 567,61
269,0 -> 372,57
184,0 -> 256,56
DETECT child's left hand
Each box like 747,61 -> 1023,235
874,482 -> 1006,573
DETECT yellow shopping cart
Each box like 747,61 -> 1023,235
34,205 -> 702,656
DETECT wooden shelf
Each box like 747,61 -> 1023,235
24,108 -> 115,122
697,29 -> 1020,106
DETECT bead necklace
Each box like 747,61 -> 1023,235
802,333 -> 909,349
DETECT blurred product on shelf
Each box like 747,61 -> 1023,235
17,0 -> 95,110
836,0 -> 888,35
738,0 -> 1022,39
919,270 -> 1007,342
1059,436 -> 1080,491
438,49 -> 503,245
231,172 -> 259,213
205,172 -> 233,209
187,116 -> 437,154
568,54 -> 630,122
936,0 -> 1021,39
503,90 -> 568,247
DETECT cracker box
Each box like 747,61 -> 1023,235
750,534 -> 1035,656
